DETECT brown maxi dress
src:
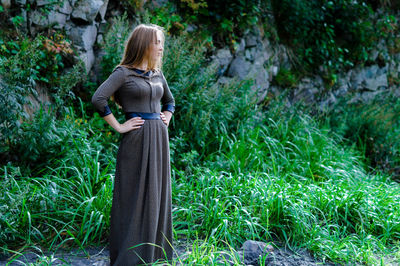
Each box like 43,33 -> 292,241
91,65 -> 175,265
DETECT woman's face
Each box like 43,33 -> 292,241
149,30 -> 164,61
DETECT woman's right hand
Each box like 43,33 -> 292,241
117,117 -> 145,133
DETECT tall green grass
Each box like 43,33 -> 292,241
172,105 -> 400,264
0,105 -> 114,252
318,93 -> 400,179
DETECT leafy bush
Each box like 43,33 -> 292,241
173,0 -> 270,44
99,13 -> 131,81
273,67 -> 299,88
271,0 -> 375,73
0,33 -> 84,167
141,2 -> 186,35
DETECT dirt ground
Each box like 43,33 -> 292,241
0,244 -> 336,266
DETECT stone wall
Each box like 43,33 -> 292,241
10,0 -> 110,73
211,26 -> 400,110
3,1 -> 400,107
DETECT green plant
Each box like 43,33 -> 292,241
271,0 -> 375,74
100,13 -> 130,81
273,67 -> 299,88
173,0 -> 269,45
140,3 -> 186,35
0,32 -> 84,166
318,92 -> 400,178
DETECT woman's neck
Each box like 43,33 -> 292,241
134,61 -> 148,71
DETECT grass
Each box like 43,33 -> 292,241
2,102 -> 400,265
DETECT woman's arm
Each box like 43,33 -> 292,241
160,71 -> 175,127
91,66 -> 124,117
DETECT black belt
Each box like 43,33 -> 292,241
125,112 -> 161,120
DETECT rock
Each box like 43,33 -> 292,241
37,0 -> 55,6
227,56 -> 252,79
245,34 -> 258,48
334,77 -> 350,97
1,0 -> 11,9
217,76 -> 234,85
97,21 -> 108,34
98,0 -> 109,22
236,38 -> 246,54
237,240 -> 274,265
350,65 -> 388,91
79,48 -> 95,73
96,33 -> 103,45
30,10 -> 48,27
318,92 -> 337,111
245,48 -> 257,62
29,1 -> 72,29
152,0 -> 168,7
58,0 -> 73,15
364,73 -> 388,91
71,0 -> 104,24
186,24 -> 198,33
254,73 -> 270,104
68,23 -> 97,51
278,44 -> 291,69
91,48 -> 107,82
15,0 -> 25,6
49,11 -> 68,29
269,65 -> 279,81
361,90 -> 384,102
369,48 -> 380,62
212,48 -> 233,76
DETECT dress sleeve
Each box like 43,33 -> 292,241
91,66 -> 125,117
160,71 -> 175,114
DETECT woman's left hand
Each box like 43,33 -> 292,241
160,111 -> 172,127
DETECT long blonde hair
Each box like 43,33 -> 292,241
119,24 -> 165,71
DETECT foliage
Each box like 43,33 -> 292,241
271,0 -> 375,74
0,78 -> 31,158
172,102 -> 400,264
141,2 -> 186,36
100,13 -> 131,82
0,33 -> 75,85
273,67 -> 299,88
0,33 -> 84,167
0,107 -> 114,250
365,0 -> 400,10
161,35 -> 260,168
173,0 -> 269,45
319,93 -> 400,179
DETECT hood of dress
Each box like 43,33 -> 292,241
120,65 -> 162,79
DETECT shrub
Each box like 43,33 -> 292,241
173,0 -> 270,45
271,0 -> 375,73
0,33 -> 84,167
273,67 -> 299,88
99,13 -> 131,82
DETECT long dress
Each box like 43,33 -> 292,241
91,65 -> 175,265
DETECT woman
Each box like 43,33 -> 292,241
91,24 -> 175,265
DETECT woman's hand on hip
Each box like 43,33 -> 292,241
117,117 -> 145,133
161,111 -> 172,127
